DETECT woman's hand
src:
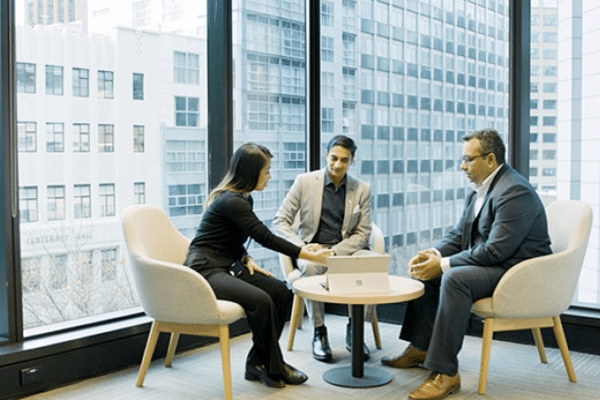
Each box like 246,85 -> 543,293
302,243 -> 323,252
245,258 -> 274,277
299,247 -> 330,266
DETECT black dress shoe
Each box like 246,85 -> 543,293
245,364 -> 285,388
281,363 -> 308,385
313,325 -> 333,362
345,321 -> 370,360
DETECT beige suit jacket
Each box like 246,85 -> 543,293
273,168 -> 372,256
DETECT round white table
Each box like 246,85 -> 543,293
292,275 -> 424,388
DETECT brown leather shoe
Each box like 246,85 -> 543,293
409,372 -> 461,400
381,344 -> 427,368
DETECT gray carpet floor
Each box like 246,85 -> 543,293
21,314 -> 600,399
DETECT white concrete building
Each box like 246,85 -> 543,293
16,24 -> 208,328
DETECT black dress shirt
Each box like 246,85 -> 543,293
311,172 -> 345,245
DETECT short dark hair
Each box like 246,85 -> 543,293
327,135 -> 357,157
463,128 -> 506,164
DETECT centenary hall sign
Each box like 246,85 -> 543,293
25,231 -> 93,246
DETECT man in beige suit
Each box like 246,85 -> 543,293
274,135 -> 374,362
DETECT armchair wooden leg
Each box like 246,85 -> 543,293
218,324 -> 234,400
136,320 -> 160,387
287,294 -> 304,351
478,318 -> 495,395
531,328 -> 547,363
165,332 -> 180,367
552,316 -> 577,383
371,311 -> 382,349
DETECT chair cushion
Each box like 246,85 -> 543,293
472,297 -> 494,318
215,300 -> 246,324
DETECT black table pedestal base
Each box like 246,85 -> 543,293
322,366 -> 393,387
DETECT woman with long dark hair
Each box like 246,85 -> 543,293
184,143 -> 329,388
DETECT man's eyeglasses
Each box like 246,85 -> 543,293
461,153 -> 489,164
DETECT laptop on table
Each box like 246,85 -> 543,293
325,254 -> 391,294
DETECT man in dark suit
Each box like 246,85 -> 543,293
382,129 -> 552,400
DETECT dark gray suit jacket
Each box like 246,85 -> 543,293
436,164 -> 552,270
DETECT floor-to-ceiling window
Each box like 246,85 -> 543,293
232,0 -> 308,273
14,0 -> 209,333
533,0 -> 600,308
318,0 -> 510,277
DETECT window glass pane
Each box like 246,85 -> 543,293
15,0 -> 208,332
320,0 -> 509,277
530,1 -> 598,308
233,0 -> 307,270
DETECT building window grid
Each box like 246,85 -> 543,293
19,186 -> 38,223
342,0 -> 357,33
132,0 -> 152,27
283,142 -> 306,170
98,70 -> 114,99
165,140 -> 206,173
133,72 -> 144,100
74,184 -> 91,219
343,101 -> 357,136
73,123 -> 90,152
281,19 -> 305,59
321,1 -> 334,27
167,184 -> 205,217
46,122 -> 64,152
58,0 -> 65,23
281,63 -> 305,96
343,68 -> 357,101
45,65 -> 63,95
99,183 -> 115,217
322,71 -> 334,98
134,182 -> 146,205
17,122 -> 37,152
173,51 -> 200,85
163,0 -> 184,23
342,33 -> 356,67
279,97 -> 306,133
47,185 -> 66,221
17,62 -> 36,93
321,36 -> 334,62
72,67 -> 89,97
175,96 -> 199,127
321,107 -> 334,133
133,125 -> 145,152
98,124 -> 114,153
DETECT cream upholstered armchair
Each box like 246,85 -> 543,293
471,200 -> 593,394
121,205 -> 246,400
280,223 -> 385,351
